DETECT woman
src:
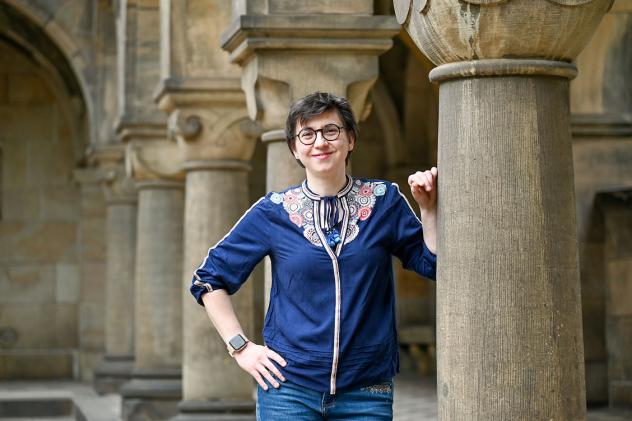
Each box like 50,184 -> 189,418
190,92 -> 438,420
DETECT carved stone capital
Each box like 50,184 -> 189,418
92,144 -> 138,204
154,77 -> 260,163
116,121 -> 184,183
221,14 -> 399,131
395,0 -> 614,65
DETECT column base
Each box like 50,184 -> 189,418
120,368 -> 182,421
610,381 -> 632,409
172,399 -> 255,421
93,355 -> 134,394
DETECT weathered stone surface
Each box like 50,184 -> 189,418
397,0 -> 613,65
133,183 -> 183,370
0,303 -> 78,348
0,350 -> 75,380
182,166 -> 254,401
434,71 -> 586,420
55,262 -> 80,304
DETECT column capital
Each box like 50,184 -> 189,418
221,14 -> 400,65
115,120 -> 185,183
221,14 -> 399,131
395,0 -> 613,66
153,77 -> 260,163
92,144 -> 138,205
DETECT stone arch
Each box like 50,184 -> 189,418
0,0 -> 93,152
0,3 -> 103,380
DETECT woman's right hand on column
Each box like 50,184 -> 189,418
233,343 -> 287,390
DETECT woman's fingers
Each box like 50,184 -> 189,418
262,358 -> 286,383
251,369 -> 268,391
266,347 -> 287,367
256,362 -> 280,389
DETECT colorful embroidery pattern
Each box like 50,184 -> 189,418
270,179 -> 386,247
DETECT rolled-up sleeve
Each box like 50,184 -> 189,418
389,184 -> 437,281
190,197 -> 271,305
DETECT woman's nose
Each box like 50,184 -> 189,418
313,131 -> 328,147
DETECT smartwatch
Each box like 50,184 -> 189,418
227,334 -> 249,357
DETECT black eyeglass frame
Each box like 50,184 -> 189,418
294,123 -> 347,146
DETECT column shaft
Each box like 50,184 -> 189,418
182,166 -> 253,401
121,181 -> 184,421
435,63 -> 585,420
135,182 -> 184,370
106,201 -> 137,357
94,199 -> 138,394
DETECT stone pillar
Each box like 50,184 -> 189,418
221,1 -> 400,311
155,1 -> 259,419
598,191 -> 632,409
570,0 -> 632,404
395,0 -> 612,419
118,124 -> 185,420
115,1 -> 184,419
93,145 -> 138,394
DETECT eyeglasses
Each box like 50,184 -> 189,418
295,123 -> 346,145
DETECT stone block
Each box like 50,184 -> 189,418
56,262 -> 80,303
1,187 -> 42,220
0,74 -> 7,103
579,242 -> 607,299
0,303 -> 77,348
0,140 -> 28,188
0,264 -> 55,304
582,297 -> 607,360
606,316 -> 632,381
0,104 -> 55,141
0,397 -> 74,417
79,302 -> 105,350
41,187 -> 81,221
606,211 -> 632,260
585,360 -> 609,405
29,135 -> 76,186
610,381 -> 632,409
79,186 -> 107,218
607,260 -> 632,315
267,0 -> 372,15
79,261 -> 106,303
79,349 -> 105,382
0,221 -> 26,262
7,74 -> 55,104
13,221 -> 77,263
79,218 -> 106,261
0,349 -> 75,380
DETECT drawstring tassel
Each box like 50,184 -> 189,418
322,196 -> 341,247
326,228 -> 341,247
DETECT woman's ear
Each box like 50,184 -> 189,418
348,131 -> 356,151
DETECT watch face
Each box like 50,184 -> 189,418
229,335 -> 247,350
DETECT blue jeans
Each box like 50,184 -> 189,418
256,379 -> 394,420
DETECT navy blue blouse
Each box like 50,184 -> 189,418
190,176 -> 437,394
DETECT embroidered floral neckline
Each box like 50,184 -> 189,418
270,176 -> 387,249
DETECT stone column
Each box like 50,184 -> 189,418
118,124 -> 185,420
395,0 -> 612,419
115,1 -> 184,419
570,0 -> 632,404
221,1 -> 400,310
598,191 -> 632,409
155,1 -> 259,419
93,145 -> 138,394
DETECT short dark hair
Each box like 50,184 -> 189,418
285,92 -> 359,167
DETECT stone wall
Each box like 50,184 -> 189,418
0,39 -> 83,379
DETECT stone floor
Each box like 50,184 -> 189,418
1,377 -> 631,420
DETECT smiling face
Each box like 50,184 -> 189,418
291,109 -> 355,179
